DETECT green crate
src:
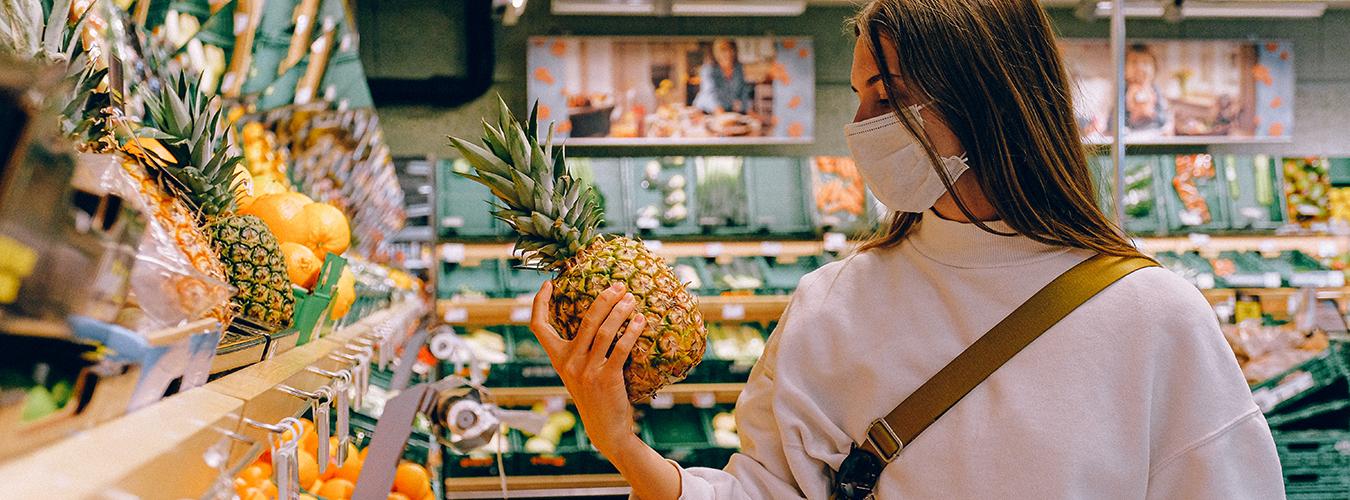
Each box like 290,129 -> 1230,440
1214,251 -> 1284,288
1280,251 -> 1346,288
671,257 -> 714,295
570,158 -> 631,233
704,257 -> 766,295
641,405 -> 712,465
510,411 -> 589,475
1329,158 -> 1350,188
504,261 -> 550,297
1220,154 -> 1287,230
438,159 -> 502,238
1285,467 -> 1350,497
757,255 -> 825,293
745,157 -> 813,236
1161,154 -> 1231,232
503,327 -> 559,388
807,156 -> 873,236
1090,155 -> 1166,235
1253,344 -> 1349,416
630,157 -> 702,238
438,260 -> 507,299
1275,431 -> 1350,470
1268,400 -> 1350,431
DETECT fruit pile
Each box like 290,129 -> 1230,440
239,191 -> 356,320
232,418 -> 434,500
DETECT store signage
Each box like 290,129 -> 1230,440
528,36 -> 815,146
1061,39 -> 1294,145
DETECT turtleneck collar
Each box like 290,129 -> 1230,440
904,211 -> 1071,269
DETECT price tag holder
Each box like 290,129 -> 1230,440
692,392 -> 716,409
721,304 -> 746,321
510,307 -> 532,323
1259,239 -> 1278,254
1187,233 -> 1212,248
545,396 -> 566,413
648,393 -> 675,409
644,240 -> 664,252
1264,272 -> 1283,289
704,242 -> 724,258
1319,240 -> 1340,258
442,216 -> 465,228
823,232 -> 847,253
443,307 -> 468,324
760,241 -> 783,256
440,243 -> 466,263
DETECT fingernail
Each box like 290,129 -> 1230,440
632,314 -> 645,325
613,282 -> 627,292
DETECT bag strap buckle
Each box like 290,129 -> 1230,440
865,418 -> 903,463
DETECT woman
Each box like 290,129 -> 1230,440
526,0 -> 1283,498
692,39 -> 755,115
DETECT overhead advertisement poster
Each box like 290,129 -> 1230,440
528,36 -> 815,146
1062,39 -> 1294,144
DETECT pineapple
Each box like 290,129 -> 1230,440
132,71 -> 294,330
449,98 -> 706,402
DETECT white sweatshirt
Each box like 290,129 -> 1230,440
676,213 -> 1284,499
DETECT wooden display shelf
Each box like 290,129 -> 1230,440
440,240 -> 828,265
444,474 -> 629,498
485,382 -> 744,407
0,303 -> 417,499
438,295 -> 791,325
1136,233 -> 1350,257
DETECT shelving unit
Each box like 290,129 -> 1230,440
437,295 -> 790,325
444,474 -> 629,499
0,303 -> 417,499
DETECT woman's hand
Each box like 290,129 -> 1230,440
528,280 -> 645,452
528,280 -> 683,499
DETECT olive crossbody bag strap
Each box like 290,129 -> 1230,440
829,254 -> 1158,500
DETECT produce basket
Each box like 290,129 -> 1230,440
758,255 -> 826,293
1252,342 -> 1349,416
1161,154 -> 1231,232
1274,430 -> 1350,469
438,159 -> 504,239
1221,154 -> 1287,230
439,259 -> 508,300
641,405 -> 716,466
1089,155 -> 1166,235
629,157 -> 702,238
0,332 -> 140,459
745,157 -> 814,237
1284,466 -> 1350,499
510,413 -> 589,475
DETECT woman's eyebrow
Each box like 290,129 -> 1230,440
852,73 -> 901,93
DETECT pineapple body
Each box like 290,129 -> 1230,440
550,237 -> 706,402
206,215 -> 295,330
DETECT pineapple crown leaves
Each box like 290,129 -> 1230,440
448,96 -> 605,268
138,68 -> 245,218
0,0 -> 88,64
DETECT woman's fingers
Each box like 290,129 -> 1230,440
587,294 -> 637,367
603,314 -> 647,373
573,282 -> 627,351
529,281 -> 565,357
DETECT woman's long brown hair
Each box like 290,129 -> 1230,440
851,0 -> 1143,258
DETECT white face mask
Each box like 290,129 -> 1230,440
844,104 -> 970,213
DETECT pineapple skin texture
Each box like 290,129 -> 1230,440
549,236 -> 706,402
206,214 -> 296,330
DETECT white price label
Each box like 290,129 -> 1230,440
760,241 -> 783,256
704,242 -> 724,257
637,218 -> 659,229
1259,239 -> 1278,254
1330,271 -> 1346,287
823,232 -> 848,252
510,307 -> 532,323
692,392 -> 716,409
721,304 -> 746,320
1264,272 -> 1283,289
1196,273 -> 1216,290
648,393 -> 675,409
440,243 -> 466,263
644,240 -> 664,252
545,396 -> 566,413
442,216 -> 465,228
1319,241 -> 1339,258
1187,233 -> 1212,248
443,307 -> 468,323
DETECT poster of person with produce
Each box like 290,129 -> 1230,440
527,36 -> 815,145
1062,39 -> 1293,144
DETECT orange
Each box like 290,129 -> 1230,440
317,478 -> 355,499
333,453 -> 364,483
300,495 -> 318,500
298,450 -> 319,487
280,242 -> 321,288
239,487 -> 267,500
308,479 -> 324,494
393,462 -> 430,498
239,192 -> 311,244
239,464 -> 270,486
258,479 -> 278,499
420,493 -> 434,500
389,493 -> 411,500
233,477 -> 250,497
299,203 -> 350,257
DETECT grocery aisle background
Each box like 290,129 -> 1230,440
360,3 -> 1350,157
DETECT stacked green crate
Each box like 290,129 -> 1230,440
437,158 -> 500,238
744,157 -> 813,236
1153,251 -> 1217,290
704,258 -> 766,294
570,158 -> 630,234
1220,154 -> 1287,230
1161,154 -> 1230,232
1213,251 -> 1283,288
630,157 -> 701,237
1089,155 -> 1165,234
695,157 -> 753,236
512,407 -> 589,475
438,259 -> 507,299
758,255 -> 828,294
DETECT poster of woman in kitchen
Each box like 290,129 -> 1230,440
527,36 -> 815,145
1062,39 -> 1293,143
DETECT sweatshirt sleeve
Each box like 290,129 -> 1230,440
1144,411 -> 1285,500
668,298 -> 813,499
